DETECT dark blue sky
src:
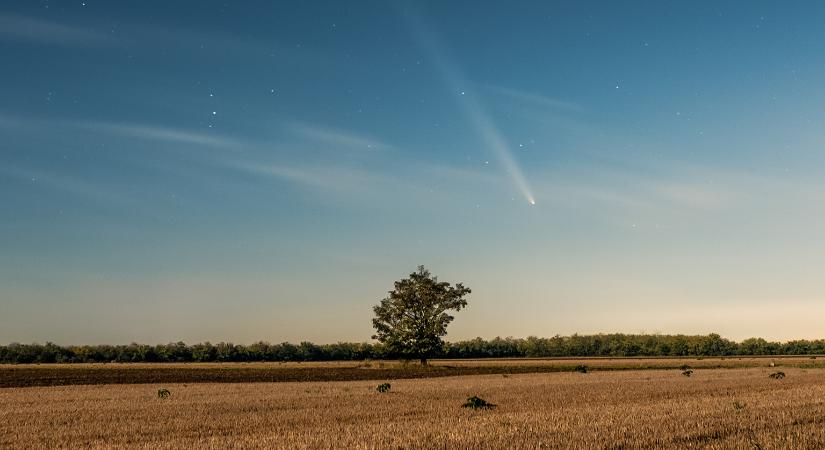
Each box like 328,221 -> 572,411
3,1 -> 825,343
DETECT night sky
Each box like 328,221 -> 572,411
3,1 -> 825,344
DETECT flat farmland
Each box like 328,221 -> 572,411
1,356 -> 823,388
2,367 -> 825,449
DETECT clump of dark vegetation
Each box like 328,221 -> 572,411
769,371 -> 785,379
462,396 -> 496,410
573,365 -> 588,373
733,401 -> 746,411
376,383 -> 391,393
679,364 -> 691,371
681,369 -> 694,377
157,388 -> 171,399
6,333 -> 825,363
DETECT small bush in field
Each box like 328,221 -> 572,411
157,389 -> 171,399
376,383 -> 391,393
462,396 -> 496,410
769,371 -> 785,379
681,369 -> 694,377
733,401 -> 746,411
574,365 -> 588,373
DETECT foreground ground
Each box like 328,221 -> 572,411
2,367 -> 825,449
2,356 -> 824,387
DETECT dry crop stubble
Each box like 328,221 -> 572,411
2,368 -> 825,448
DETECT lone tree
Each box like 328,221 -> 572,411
372,266 -> 471,365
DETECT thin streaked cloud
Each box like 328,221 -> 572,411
87,122 -> 241,148
485,85 -> 583,112
286,122 -> 391,151
0,13 -> 109,46
0,114 -> 241,149
0,165 -> 128,206
230,161 -> 398,193
229,158 -> 499,202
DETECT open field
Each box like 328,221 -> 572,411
2,367 -> 825,448
1,356 -> 823,388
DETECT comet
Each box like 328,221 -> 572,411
405,8 -> 536,206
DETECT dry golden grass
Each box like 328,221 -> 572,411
3,367 -> 825,449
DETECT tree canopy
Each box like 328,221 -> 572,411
3,334 -> 824,363
371,266 -> 471,365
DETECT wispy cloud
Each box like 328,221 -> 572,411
0,114 -> 240,149
485,85 -> 583,112
78,122 -> 241,148
230,161 -> 396,193
0,12 -> 329,70
0,165 -> 127,205
0,113 -> 32,130
647,181 -> 734,210
123,23 -> 322,63
421,164 -> 503,185
0,13 -> 109,45
532,165 -> 752,224
287,122 -> 390,151
227,156 -> 501,205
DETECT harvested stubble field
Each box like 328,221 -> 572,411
2,356 -> 823,388
2,367 -> 825,449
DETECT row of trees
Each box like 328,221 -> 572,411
3,334 -> 824,364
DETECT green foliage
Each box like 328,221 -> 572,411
462,396 -> 496,410
376,383 -> 391,393
769,371 -> 786,379
3,333 -> 825,364
157,388 -> 171,399
371,266 -> 471,365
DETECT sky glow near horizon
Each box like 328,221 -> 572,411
2,1 -> 825,344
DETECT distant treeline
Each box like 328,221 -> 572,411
2,334 -> 824,364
